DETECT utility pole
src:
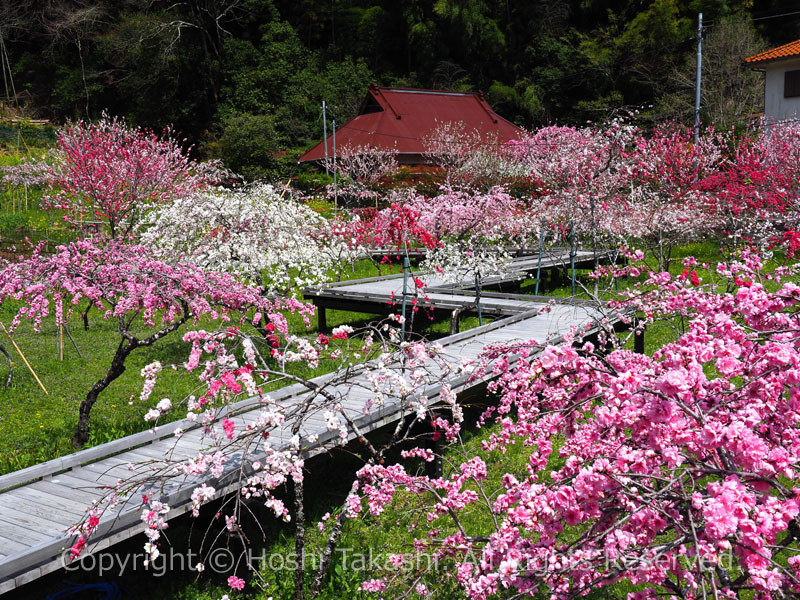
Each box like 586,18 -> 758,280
694,12 -> 703,145
332,119 -> 338,211
322,101 -> 329,175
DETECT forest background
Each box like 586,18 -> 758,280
1,0 -> 798,179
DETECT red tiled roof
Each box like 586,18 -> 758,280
298,85 -> 525,163
744,39 -> 800,65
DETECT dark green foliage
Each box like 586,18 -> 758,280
2,0 -> 798,175
215,111 -> 287,180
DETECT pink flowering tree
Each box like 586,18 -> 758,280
19,113 -> 212,240
507,122 -> 634,242
347,248 -> 800,598
330,191 -> 440,265
413,185 -> 531,285
626,125 -> 723,269
699,123 -> 800,254
0,239 -> 313,447
67,317 -> 468,598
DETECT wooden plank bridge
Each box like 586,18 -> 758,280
0,256 -> 617,595
307,248 -> 610,329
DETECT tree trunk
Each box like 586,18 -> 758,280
310,504 -> 349,596
82,301 -> 91,330
72,339 -> 132,448
72,307 -> 188,448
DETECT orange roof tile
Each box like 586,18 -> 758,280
745,39 -> 800,65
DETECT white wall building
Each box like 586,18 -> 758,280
745,39 -> 800,125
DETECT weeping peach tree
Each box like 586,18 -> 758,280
0,239 -> 314,447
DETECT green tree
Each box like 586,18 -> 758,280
658,16 -> 767,129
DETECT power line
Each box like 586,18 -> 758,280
753,9 -> 800,21
704,8 -> 800,28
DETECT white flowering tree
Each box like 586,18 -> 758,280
140,183 -> 358,294
327,143 -> 399,206
422,121 -> 527,186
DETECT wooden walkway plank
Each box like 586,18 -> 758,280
0,492 -> 82,528
28,479 -> 107,509
46,472 -> 114,495
0,513 -> 56,545
0,535 -> 28,557
13,484 -> 97,515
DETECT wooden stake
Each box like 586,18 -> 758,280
62,324 -> 83,359
0,321 -> 48,394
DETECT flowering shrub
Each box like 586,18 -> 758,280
699,122 -> 800,253
625,125 -> 723,269
328,191 -> 439,263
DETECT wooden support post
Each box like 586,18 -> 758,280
534,217 -> 545,296
63,324 -> 83,359
317,304 -> 327,332
425,434 -> 443,479
634,319 -> 645,355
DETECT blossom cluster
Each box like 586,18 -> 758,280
348,250 -> 800,599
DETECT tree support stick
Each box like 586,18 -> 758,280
63,324 -> 84,359
634,318 -> 646,355
535,217 -> 545,296
401,256 -> 409,340
475,274 -> 483,326
570,221 -> 576,297
0,321 -> 47,394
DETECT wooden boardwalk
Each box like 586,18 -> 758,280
0,263 -> 612,594
307,248 -> 608,328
